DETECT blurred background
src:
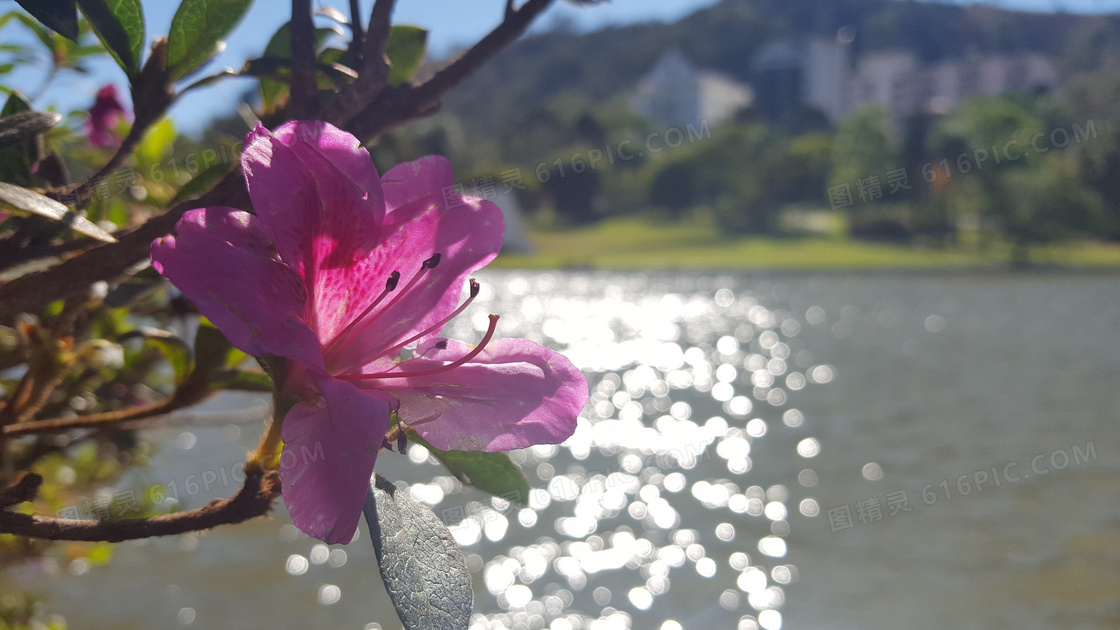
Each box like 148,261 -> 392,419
2,0 -> 1119,629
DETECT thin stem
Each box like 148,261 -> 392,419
247,412 -> 285,474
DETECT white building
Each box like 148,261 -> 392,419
750,37 -> 1061,126
630,50 -> 753,128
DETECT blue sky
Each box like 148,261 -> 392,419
3,0 -> 1120,135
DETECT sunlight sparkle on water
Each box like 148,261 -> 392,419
288,272 -> 838,628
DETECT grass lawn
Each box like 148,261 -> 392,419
493,217 -> 1120,270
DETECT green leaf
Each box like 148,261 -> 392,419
191,319 -> 238,378
0,182 -> 116,242
0,12 -> 57,51
166,0 -> 253,82
254,22 -> 342,111
136,117 -> 175,164
0,93 -> 36,185
1,92 -> 31,117
408,432 -> 530,506
385,25 -> 427,87
76,0 -> 144,76
13,0 -> 79,41
119,327 -> 194,386
364,475 -> 472,630
169,160 -> 233,204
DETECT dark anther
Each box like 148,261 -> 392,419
423,253 -> 442,269
381,436 -> 395,451
386,270 -> 401,291
435,340 -> 448,350
469,278 -> 480,298
397,429 -> 408,453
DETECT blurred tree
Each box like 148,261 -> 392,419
830,105 -> 897,192
926,97 -> 1044,250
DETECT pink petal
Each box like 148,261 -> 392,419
150,207 -> 324,370
241,121 -> 387,342
327,156 -> 505,372
280,371 -> 395,543
374,338 -> 588,452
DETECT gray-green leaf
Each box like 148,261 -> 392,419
364,474 -> 472,630
0,111 -> 62,149
76,0 -> 144,76
409,431 -> 530,506
385,25 -> 427,86
166,0 -> 254,82
0,182 -> 116,242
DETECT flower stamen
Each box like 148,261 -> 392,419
323,270 -> 401,355
337,279 -> 481,376
339,314 -> 499,382
324,253 -> 441,361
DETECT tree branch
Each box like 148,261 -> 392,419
347,0 -> 554,141
2,399 -> 173,438
318,0 -> 395,126
0,469 -> 281,542
289,0 -> 318,119
0,170 -> 248,321
348,0 -> 364,50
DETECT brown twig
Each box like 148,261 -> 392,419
347,0 -> 554,141
0,170 -> 248,321
0,469 -> 281,542
1,399 -> 174,438
348,0 -> 364,50
289,0 -> 318,119
318,0 -> 395,126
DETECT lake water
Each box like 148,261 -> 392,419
7,270 -> 1119,630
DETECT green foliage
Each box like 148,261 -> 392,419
0,12 -> 108,75
136,117 -> 176,164
166,0 -> 253,81
385,25 -> 427,86
831,105 -> 898,189
0,93 -> 37,187
251,21 -> 343,112
76,0 -> 144,76
1002,155 -> 1106,258
408,432 -> 530,506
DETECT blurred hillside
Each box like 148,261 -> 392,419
442,0 -> 1120,142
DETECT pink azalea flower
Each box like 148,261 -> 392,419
86,84 -> 131,148
151,121 -> 587,543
